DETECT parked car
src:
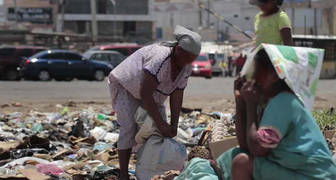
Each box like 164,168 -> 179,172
0,45 -> 47,80
82,50 -> 126,68
191,54 -> 212,79
22,50 -> 113,81
87,43 -> 143,57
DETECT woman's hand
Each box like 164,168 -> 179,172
241,81 -> 261,106
234,76 -> 245,99
141,71 -> 176,138
157,123 -> 177,138
234,76 -> 247,111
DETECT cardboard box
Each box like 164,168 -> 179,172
209,136 -> 238,159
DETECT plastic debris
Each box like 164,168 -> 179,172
32,123 -> 43,133
36,163 -> 64,176
0,106 -> 236,179
93,142 -> 113,152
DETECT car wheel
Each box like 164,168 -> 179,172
5,69 -> 20,81
205,76 -> 212,79
38,70 -> 51,81
93,70 -> 105,81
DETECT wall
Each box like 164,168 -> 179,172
152,0 -> 335,42
64,0 -> 149,15
152,0 -> 256,41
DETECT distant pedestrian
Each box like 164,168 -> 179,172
250,0 -> 294,46
227,56 -> 233,77
235,53 -> 246,76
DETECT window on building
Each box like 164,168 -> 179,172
64,0 -> 91,14
123,22 -> 136,37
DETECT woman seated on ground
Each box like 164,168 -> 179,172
218,49 -> 336,180
173,49 -> 336,180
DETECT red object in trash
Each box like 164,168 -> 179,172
36,164 -> 64,176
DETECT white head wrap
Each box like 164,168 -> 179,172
161,25 -> 202,55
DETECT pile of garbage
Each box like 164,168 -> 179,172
0,105 -> 235,180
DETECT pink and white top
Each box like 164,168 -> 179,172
109,44 -> 192,105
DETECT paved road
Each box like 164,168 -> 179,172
0,77 -> 233,103
0,77 -> 335,110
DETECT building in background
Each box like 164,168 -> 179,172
58,0 -> 154,43
284,0 -> 336,36
152,0 -> 336,43
153,0 -> 258,42
1,0 -> 58,32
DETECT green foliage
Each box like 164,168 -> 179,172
312,110 -> 336,130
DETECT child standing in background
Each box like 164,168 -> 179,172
250,0 -> 294,46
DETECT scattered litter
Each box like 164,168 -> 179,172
36,163 -> 64,176
0,106 -> 237,179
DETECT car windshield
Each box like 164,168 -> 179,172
196,55 -> 208,62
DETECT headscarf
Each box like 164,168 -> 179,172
161,25 -> 202,56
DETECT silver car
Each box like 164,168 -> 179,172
83,50 -> 126,68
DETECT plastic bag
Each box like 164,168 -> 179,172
134,107 -> 186,180
241,44 -> 325,111
36,163 -> 64,176
136,135 -> 187,180
90,127 -> 107,140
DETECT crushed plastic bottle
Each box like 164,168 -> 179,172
79,111 -> 90,124
32,123 -> 43,133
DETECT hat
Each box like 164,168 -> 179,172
241,44 -> 325,111
161,25 -> 202,55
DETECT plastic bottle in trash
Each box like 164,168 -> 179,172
97,114 -> 108,121
79,111 -> 90,124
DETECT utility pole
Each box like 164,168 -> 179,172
207,0 -> 210,28
199,1 -> 202,27
13,0 -> 18,29
314,8 -> 317,35
291,7 -> 295,34
90,0 -> 98,43
304,15 -> 307,36
59,0 -> 65,32
308,0 -> 318,36
110,0 -> 116,41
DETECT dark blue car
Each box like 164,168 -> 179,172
22,50 -> 113,81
